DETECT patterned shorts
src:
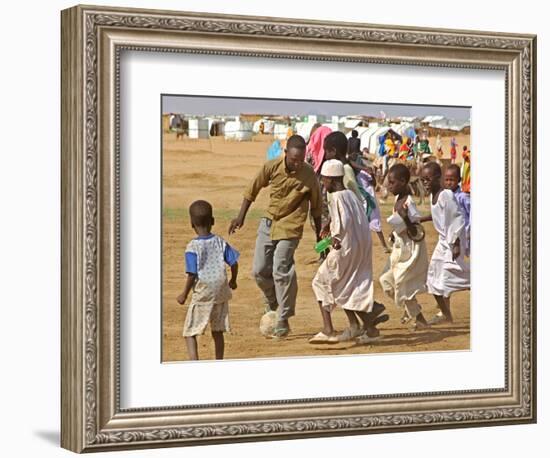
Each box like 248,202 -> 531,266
182,302 -> 230,337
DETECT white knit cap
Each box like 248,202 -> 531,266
320,159 -> 344,177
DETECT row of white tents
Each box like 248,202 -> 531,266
187,117 -> 410,146
186,117 -> 255,141
255,116 -> 343,141
426,118 -> 470,131
179,114 -> 468,142
185,115 -> 351,142
399,115 -> 470,132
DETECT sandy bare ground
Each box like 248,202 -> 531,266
162,133 -> 470,362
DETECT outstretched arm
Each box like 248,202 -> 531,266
228,199 -> 252,234
229,162 -> 271,234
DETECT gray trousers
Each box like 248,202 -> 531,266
252,218 -> 299,321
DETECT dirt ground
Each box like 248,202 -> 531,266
162,132 -> 470,362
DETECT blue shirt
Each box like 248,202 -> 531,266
185,234 -> 239,275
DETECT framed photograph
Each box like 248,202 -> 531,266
61,4 -> 536,453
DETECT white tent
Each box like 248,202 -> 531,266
350,125 -> 378,152
321,122 -> 339,132
206,118 -> 225,136
428,118 -> 470,131
224,120 -> 254,141
295,121 -> 316,142
346,126 -> 369,139
252,119 -> 276,134
273,123 -> 291,141
398,116 -> 420,122
390,123 -> 401,133
307,114 -> 327,124
391,122 -> 416,139
369,122 -> 380,129
344,118 -> 363,129
421,115 -> 445,123
352,124 -> 383,153
188,118 -> 209,139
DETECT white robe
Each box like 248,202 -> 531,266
427,189 -> 470,297
312,189 -> 374,312
379,195 -> 429,308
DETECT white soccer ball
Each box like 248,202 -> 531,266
259,311 -> 278,337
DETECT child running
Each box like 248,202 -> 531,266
421,162 -> 470,324
444,164 -> 471,256
310,160 -> 387,344
177,200 -> 239,360
323,131 -> 364,205
348,151 -> 391,253
379,163 -> 430,330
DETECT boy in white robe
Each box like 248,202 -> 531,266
379,163 -> 430,330
421,162 -> 470,324
309,160 -> 387,344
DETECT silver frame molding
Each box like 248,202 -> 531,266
61,4 -> 537,453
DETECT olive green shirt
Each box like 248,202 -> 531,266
243,155 -> 322,240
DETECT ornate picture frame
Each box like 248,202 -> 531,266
61,4 -> 536,453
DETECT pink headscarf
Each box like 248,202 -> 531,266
306,125 -> 332,173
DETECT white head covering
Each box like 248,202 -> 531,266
320,159 -> 344,177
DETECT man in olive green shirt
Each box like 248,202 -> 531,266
229,135 -> 323,337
